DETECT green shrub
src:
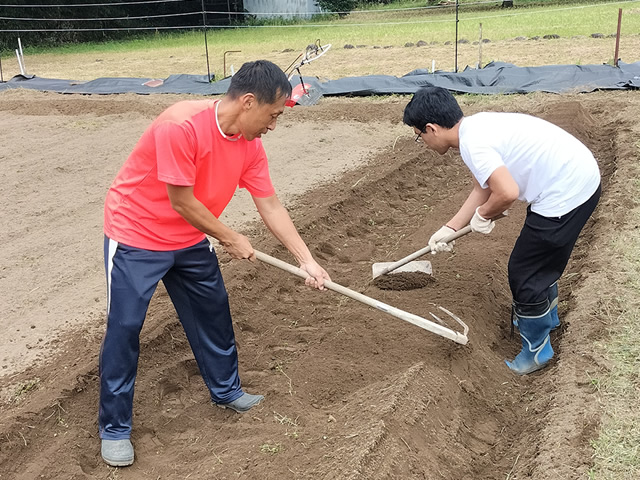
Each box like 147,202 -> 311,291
316,0 -> 358,14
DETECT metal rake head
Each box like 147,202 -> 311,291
428,306 -> 469,339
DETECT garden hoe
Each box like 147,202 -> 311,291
372,212 -> 507,283
255,250 -> 469,345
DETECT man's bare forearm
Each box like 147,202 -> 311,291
253,195 -> 314,265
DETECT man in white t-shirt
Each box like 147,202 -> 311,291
403,86 -> 601,375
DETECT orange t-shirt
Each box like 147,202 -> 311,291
104,100 -> 275,250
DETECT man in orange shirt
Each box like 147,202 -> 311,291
100,60 -> 330,467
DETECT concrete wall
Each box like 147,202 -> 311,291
243,0 -> 320,19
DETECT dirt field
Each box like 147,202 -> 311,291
0,88 -> 639,479
3,34 -> 640,82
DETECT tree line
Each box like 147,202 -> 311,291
0,0 -> 243,53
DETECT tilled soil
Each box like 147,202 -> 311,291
0,90 -> 637,480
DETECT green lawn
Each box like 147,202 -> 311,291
11,0 -> 640,58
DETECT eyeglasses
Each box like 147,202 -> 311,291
414,128 -> 426,143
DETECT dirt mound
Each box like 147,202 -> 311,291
0,89 -> 177,117
0,92 -> 636,479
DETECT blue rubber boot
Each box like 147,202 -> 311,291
505,300 -> 554,375
549,282 -> 560,330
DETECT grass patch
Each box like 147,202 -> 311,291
13,378 -> 40,402
7,1 -> 640,58
589,150 -> 640,478
260,442 -> 283,455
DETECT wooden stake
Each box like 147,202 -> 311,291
478,23 -> 483,69
18,37 -> 26,72
614,8 -> 623,67
15,49 -> 25,76
454,0 -> 459,73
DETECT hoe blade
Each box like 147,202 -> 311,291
372,260 -> 433,279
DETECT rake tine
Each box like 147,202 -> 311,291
429,312 -> 447,326
437,306 -> 469,337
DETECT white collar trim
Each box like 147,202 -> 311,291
215,100 -> 242,141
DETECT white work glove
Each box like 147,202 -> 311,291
470,207 -> 495,234
428,225 -> 457,254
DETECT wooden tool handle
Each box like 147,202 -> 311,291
376,225 -> 472,277
254,250 -> 468,345
376,211 -> 508,277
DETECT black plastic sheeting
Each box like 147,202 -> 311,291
1,61 -> 639,96
320,61 -> 640,95
0,73 -> 219,95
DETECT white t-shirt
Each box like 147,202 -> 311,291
458,112 -> 600,217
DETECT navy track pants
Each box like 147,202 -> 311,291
100,237 -> 242,440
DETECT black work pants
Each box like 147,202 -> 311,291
508,184 -> 601,305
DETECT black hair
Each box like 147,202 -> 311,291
226,60 -> 292,105
403,86 -> 464,131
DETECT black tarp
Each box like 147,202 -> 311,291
1,61 -> 639,96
